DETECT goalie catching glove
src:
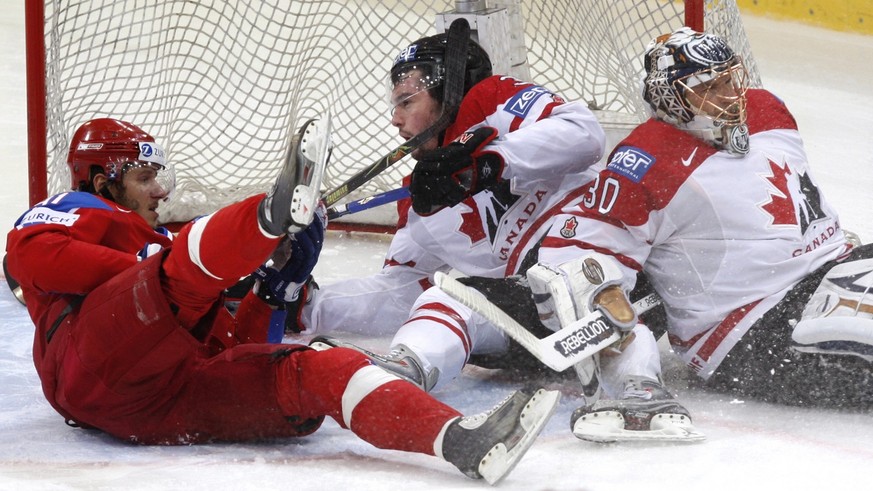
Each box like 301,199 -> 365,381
409,126 -> 504,216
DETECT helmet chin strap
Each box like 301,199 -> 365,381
682,115 -> 749,156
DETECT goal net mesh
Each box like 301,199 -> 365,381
35,0 -> 759,225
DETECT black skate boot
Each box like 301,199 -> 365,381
441,387 -> 560,485
309,336 -> 440,391
570,377 -> 704,443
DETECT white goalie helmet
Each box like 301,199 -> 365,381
643,27 -> 750,155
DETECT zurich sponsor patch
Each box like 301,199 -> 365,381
17,206 -> 79,228
139,142 -> 166,166
504,85 -> 550,118
607,146 -> 656,182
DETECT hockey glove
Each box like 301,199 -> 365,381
527,253 -> 637,332
136,227 -> 173,261
137,243 -> 164,262
409,126 -> 504,216
254,206 -> 325,305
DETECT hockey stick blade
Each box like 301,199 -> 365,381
435,272 -> 622,372
321,18 -> 470,208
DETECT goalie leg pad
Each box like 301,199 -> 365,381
793,258 -> 873,362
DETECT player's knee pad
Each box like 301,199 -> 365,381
792,258 -> 873,361
527,252 -> 635,332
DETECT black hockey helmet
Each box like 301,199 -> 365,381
390,32 -> 493,103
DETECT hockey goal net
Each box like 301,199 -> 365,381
26,0 -> 760,229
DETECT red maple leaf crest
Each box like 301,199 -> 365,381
459,200 -> 486,243
760,159 -> 796,226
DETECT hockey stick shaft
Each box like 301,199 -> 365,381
435,272 -> 663,372
326,187 -> 409,220
321,18 -> 470,208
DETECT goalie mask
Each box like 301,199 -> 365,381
643,27 -> 750,155
388,32 -> 492,109
67,118 -> 175,199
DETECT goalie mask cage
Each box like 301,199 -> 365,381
25,0 -> 760,230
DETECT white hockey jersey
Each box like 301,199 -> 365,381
538,89 -> 851,379
304,75 -> 606,335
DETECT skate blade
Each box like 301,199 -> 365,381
573,412 -> 706,444
478,389 -> 561,485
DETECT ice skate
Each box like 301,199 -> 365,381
570,377 -> 704,443
258,117 -> 331,236
441,387 -> 560,485
309,336 -> 439,391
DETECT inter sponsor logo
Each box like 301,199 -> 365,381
505,85 -> 550,118
607,146 -> 655,182
554,317 -> 615,357
18,207 -> 79,228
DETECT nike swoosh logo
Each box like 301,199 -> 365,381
681,147 -> 698,167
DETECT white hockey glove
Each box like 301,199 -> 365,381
527,253 -> 637,333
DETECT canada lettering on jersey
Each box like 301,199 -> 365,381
607,146 -> 656,182
497,189 -> 549,260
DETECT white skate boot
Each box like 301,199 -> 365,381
570,377 -> 704,443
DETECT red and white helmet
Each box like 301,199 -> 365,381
67,118 -> 170,191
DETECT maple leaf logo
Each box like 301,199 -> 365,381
457,181 -> 519,245
760,159 -> 796,226
459,202 -> 486,244
759,158 -> 827,234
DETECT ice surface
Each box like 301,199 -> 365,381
1,4 -> 872,490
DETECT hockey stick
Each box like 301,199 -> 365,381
435,272 -> 662,372
326,187 -> 409,220
321,18 -> 470,208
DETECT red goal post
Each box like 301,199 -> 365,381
25,0 -> 760,232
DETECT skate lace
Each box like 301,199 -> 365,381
386,348 -> 407,361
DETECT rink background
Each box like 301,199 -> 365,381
1,3 -> 873,490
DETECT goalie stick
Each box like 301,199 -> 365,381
434,272 -> 662,372
321,18 -> 471,208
